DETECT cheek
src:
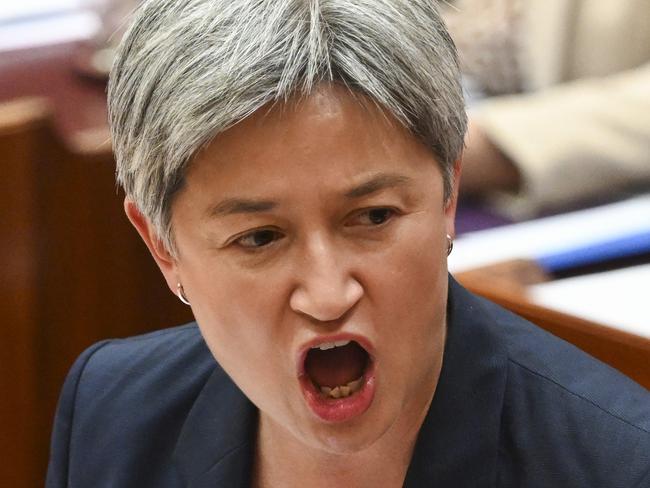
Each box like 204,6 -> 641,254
186,266 -> 289,382
378,226 -> 448,394
188,258 -> 285,330
190,276 -> 298,421
382,216 -> 447,299
192,292 -> 291,418
366,217 -> 448,344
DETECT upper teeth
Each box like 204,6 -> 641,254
313,340 -> 350,351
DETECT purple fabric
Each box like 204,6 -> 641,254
455,203 -> 512,235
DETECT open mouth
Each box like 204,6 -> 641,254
299,337 -> 376,422
305,340 -> 370,399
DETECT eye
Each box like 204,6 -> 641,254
234,229 -> 283,249
349,207 -> 397,226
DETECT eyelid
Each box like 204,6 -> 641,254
224,206 -> 398,249
228,227 -> 284,250
345,206 -> 400,226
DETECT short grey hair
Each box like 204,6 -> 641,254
108,0 -> 467,253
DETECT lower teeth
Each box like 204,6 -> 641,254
319,376 -> 363,399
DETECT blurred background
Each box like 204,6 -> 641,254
1,2 -> 192,486
1,0 -> 648,486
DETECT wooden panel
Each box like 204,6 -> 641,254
0,98 -> 193,487
0,98 -> 47,488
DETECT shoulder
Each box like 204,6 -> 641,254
47,323 -> 224,486
68,324 -> 219,409
69,322 -> 221,419
482,296 -> 650,434
73,323 -> 213,377
465,290 -> 650,486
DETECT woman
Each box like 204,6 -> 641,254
47,1 -> 650,486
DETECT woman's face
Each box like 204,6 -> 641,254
143,85 -> 459,454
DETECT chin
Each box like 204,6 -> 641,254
300,394 -> 401,455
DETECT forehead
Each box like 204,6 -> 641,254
182,84 -> 442,201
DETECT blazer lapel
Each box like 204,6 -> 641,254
172,366 -> 258,488
404,278 -> 508,487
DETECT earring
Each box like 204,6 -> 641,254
176,282 -> 191,305
446,234 -> 454,256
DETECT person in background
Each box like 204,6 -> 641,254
81,0 -> 140,76
444,0 -> 650,217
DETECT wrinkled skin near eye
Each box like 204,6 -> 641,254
235,229 -> 283,250
349,207 -> 397,226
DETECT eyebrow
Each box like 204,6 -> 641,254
206,172 -> 413,218
207,198 -> 277,218
344,173 -> 413,199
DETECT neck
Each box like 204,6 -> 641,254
252,413 -> 422,488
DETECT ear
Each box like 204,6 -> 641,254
444,157 -> 462,239
124,198 -> 178,295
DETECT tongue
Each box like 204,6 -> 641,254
305,342 -> 368,388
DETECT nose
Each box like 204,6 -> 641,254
289,238 -> 363,322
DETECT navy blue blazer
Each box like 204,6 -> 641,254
47,278 -> 650,487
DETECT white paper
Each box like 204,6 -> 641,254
527,265 -> 650,338
0,11 -> 99,52
0,1 -> 83,22
448,195 -> 650,273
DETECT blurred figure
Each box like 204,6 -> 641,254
80,0 -> 139,77
444,0 -> 650,217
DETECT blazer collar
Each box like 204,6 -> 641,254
404,277 -> 508,486
174,276 -> 508,487
172,367 -> 257,487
